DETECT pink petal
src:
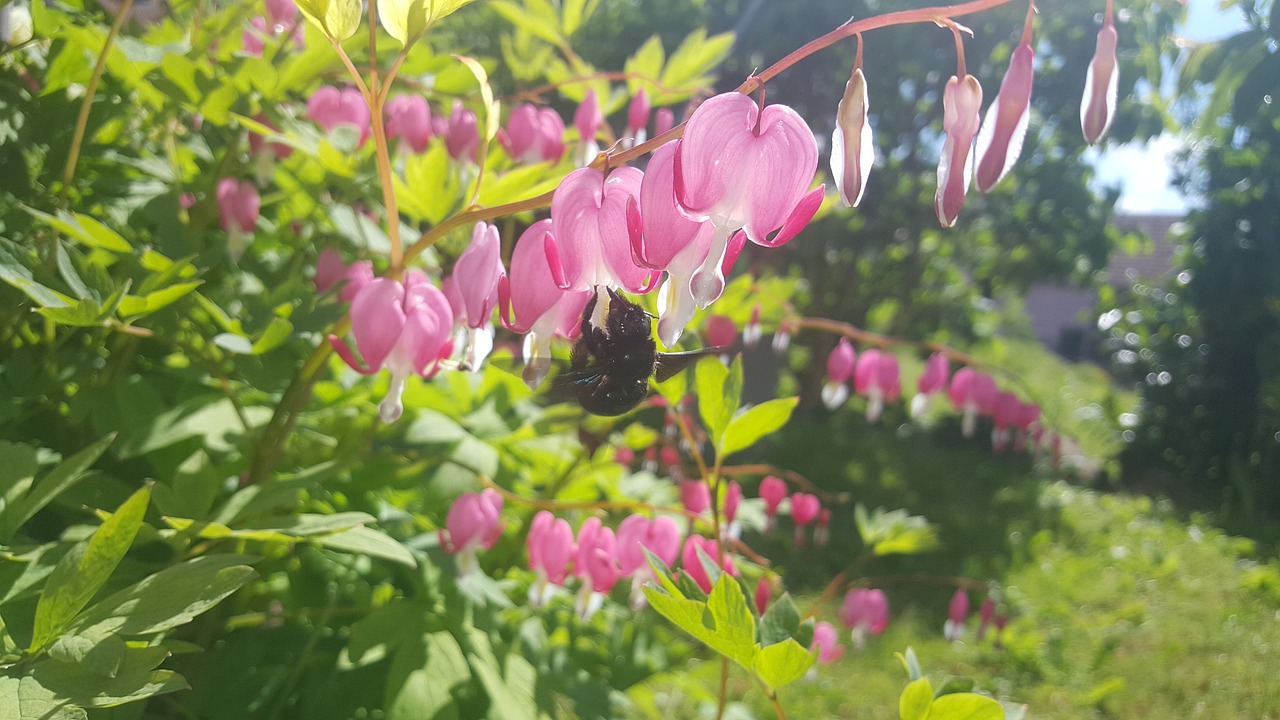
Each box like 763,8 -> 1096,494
757,185 -> 823,248
453,222 -> 505,328
349,278 -> 407,372
827,338 -> 856,384
637,141 -> 715,269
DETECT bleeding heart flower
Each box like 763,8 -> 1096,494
574,517 -> 620,619
527,511 -> 574,608
992,391 -> 1021,452
854,349 -> 901,423
499,219 -> 592,388
265,0 -> 298,28
445,100 -> 479,162
948,367 -> 997,438
616,514 -> 682,608
216,178 -> 260,261
1014,401 -> 1041,452
308,86 -> 371,147
329,273 -> 454,423
443,222 -> 505,370
680,480 -> 710,515
978,596 -> 997,640
438,489 -> 504,577
812,621 -> 845,664
626,88 -> 651,147
574,89 -> 603,166
1081,1 -> 1119,145
546,166 -> 654,294
759,476 -> 788,535
501,103 -> 566,163
314,247 -> 372,302
790,493 -> 821,547
681,535 -> 736,594
839,587 -> 889,649
935,73 -> 983,227
822,338 -> 856,410
975,3 -> 1035,192
675,92 -> 823,305
945,588 -> 970,642
743,304 -> 763,348
654,107 -> 675,137
754,578 -> 772,615
911,352 -> 951,418
385,95 -> 432,154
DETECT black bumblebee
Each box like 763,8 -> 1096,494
541,288 -> 724,416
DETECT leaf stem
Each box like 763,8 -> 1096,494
61,0 -> 134,197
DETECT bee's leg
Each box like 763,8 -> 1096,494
579,290 -> 598,339
569,335 -> 589,370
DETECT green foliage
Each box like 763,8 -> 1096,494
642,551 -> 815,693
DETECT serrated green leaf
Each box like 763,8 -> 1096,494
929,693 -> 1004,720
30,485 -> 151,651
70,555 -> 257,637
720,396 -> 797,458
704,572 -> 756,664
660,29 -> 734,93
2,434 -> 115,542
900,677 -> 934,720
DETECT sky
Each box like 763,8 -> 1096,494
1091,0 -> 1249,214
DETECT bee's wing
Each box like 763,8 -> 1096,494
653,347 -> 732,383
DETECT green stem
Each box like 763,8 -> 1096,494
61,0 -> 134,197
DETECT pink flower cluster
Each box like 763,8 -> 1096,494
942,589 -> 1011,648
242,0 -> 303,58
758,476 -> 830,547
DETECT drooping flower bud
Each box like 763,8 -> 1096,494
754,578 -> 772,615
935,73 -> 983,227
992,391 -> 1021,452
654,107 -> 675,137
831,38 -> 874,208
445,100 -> 479,162
706,315 -> 737,349
975,3 -> 1035,192
815,508 -> 831,547
680,480 -> 710,515
501,103 -> 566,164
977,596 -> 997,640
743,304 -> 763,348
1081,1 -> 1119,145
948,368 -> 998,438
574,517 -> 620,619
822,338 -> 856,410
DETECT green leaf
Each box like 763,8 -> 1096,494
453,55 -> 499,142
2,434 -> 115,542
48,633 -> 127,678
30,485 -> 151,651
624,34 -> 665,96
316,525 -> 417,567
720,396 -> 797,458
116,281 -> 201,317
31,644 -> 188,708
560,0 -> 595,36
900,677 -> 934,720
758,592 -> 801,646
37,299 -> 105,327
0,237 -> 72,308
705,572 -> 757,663
0,675 -> 88,720
660,29 -> 735,93
752,638 -> 814,690
23,208 -> 132,253
491,0 -> 561,44
251,317 -> 294,354
696,356 -> 741,451
295,0 -> 362,41
70,555 -> 257,637
427,0 -> 474,23
378,0 -> 428,44
212,332 -> 253,354
0,441 -> 41,526
929,693 -> 1004,720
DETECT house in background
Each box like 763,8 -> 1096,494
1025,213 -> 1185,362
